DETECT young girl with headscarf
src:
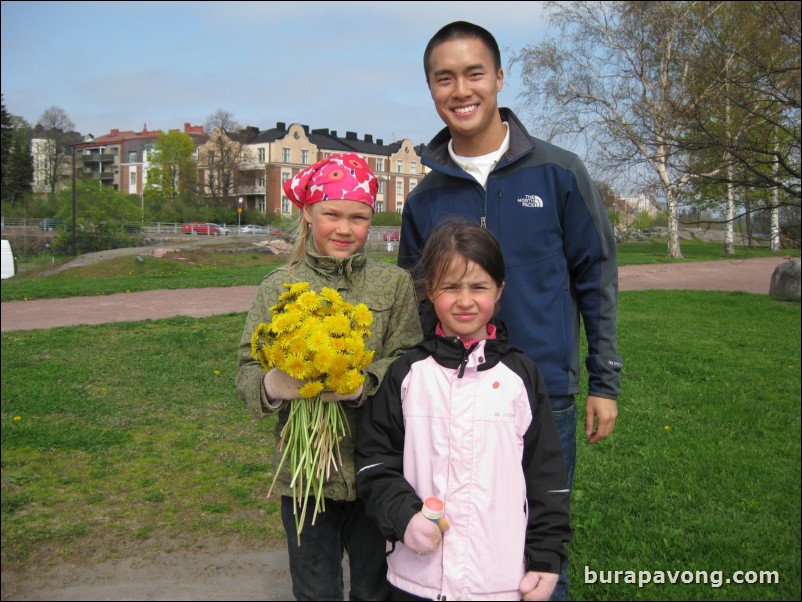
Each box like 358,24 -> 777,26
237,153 -> 422,601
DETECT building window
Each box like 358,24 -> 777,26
208,151 -> 215,167
130,172 -> 137,187
282,147 -> 291,163
397,160 -> 403,174
396,202 -> 403,214
376,158 -> 384,172
128,151 -> 137,163
396,180 -> 403,196
378,180 -> 385,195
409,180 -> 417,192
302,150 -> 309,164
257,176 -> 265,188
282,197 -> 291,213
258,148 -> 265,162
410,161 -> 417,175
376,201 -> 385,212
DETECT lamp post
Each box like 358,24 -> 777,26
71,144 -> 77,256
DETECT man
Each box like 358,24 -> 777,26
398,21 -> 623,601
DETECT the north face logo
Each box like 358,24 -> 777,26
518,195 -> 544,208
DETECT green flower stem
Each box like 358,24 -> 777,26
268,395 -> 348,545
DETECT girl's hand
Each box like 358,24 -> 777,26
320,385 -> 363,403
518,571 -> 559,601
263,369 -> 304,401
403,512 -> 442,555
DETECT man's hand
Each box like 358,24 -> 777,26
519,571 -> 559,601
585,395 -> 618,444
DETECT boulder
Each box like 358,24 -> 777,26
769,257 -> 801,299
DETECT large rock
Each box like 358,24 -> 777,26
769,258 -> 801,299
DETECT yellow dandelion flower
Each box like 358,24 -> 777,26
271,312 -> 296,335
352,303 -> 373,327
358,349 -> 375,371
299,380 -> 325,399
287,281 -> 310,295
327,353 -> 351,377
324,313 -> 351,336
320,287 -> 342,304
325,372 -> 347,393
286,333 -> 308,356
270,346 -> 286,367
343,369 -> 365,393
314,346 -> 336,372
258,346 -> 273,370
296,290 -> 321,312
281,353 -> 309,379
305,329 -> 329,352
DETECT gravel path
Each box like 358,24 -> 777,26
0,256 -> 793,332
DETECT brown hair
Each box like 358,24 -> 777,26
416,220 -> 505,302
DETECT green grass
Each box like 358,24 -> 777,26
571,291 -> 800,600
614,238 -> 795,265
1,292 -> 799,600
2,240 -> 796,301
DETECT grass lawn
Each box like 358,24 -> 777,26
1,241 -> 800,600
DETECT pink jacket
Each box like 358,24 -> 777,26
357,328 -> 571,600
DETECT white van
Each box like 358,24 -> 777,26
1,239 -> 16,279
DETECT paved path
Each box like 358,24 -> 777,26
0,256 -> 793,332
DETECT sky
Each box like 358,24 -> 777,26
1,1 -> 553,147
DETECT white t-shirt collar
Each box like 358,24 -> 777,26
448,122 -> 510,188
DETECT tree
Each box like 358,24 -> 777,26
35,106 -> 76,195
680,1 -> 800,251
1,94 -> 12,191
147,130 -> 198,204
512,1 -> 731,258
199,109 -> 254,209
5,135 -> 34,206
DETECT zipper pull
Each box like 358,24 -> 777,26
480,216 -> 486,229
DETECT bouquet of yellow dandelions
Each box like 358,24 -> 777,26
251,282 -> 374,541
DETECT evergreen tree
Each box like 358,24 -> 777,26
5,135 -> 34,207
1,94 -> 13,191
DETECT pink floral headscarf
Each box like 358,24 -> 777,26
283,152 -> 377,210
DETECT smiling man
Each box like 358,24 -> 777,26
398,21 -> 624,601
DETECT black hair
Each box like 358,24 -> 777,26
423,21 -> 502,83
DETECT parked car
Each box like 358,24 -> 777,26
181,222 -> 229,236
383,231 -> 400,242
240,225 -> 270,235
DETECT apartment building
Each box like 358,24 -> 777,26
197,122 -> 427,216
40,120 -> 426,217
74,123 -> 208,196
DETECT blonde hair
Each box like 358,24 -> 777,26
287,213 -> 311,267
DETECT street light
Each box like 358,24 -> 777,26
71,144 -> 77,256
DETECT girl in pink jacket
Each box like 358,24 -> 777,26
357,222 -> 571,601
